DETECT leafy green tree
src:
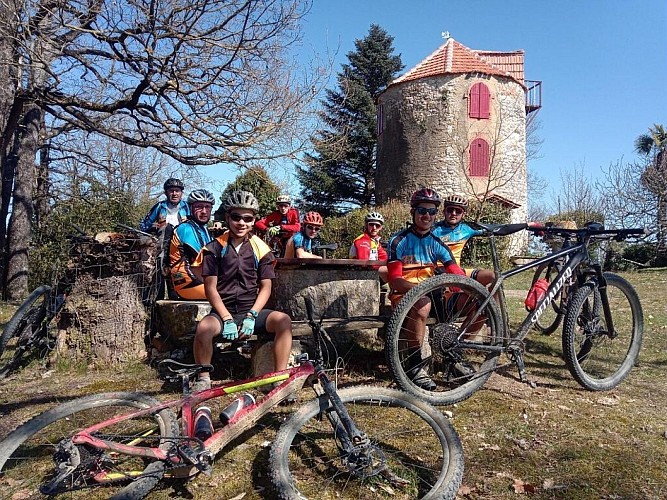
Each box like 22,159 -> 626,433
298,25 -> 403,216
635,124 -> 667,261
214,166 -> 281,221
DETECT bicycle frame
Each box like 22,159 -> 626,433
457,228 -> 613,358
67,356 -> 364,482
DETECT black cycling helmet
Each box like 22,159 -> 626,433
410,187 -> 441,207
164,178 -> 185,191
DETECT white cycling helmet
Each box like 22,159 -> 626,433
187,189 -> 215,205
365,211 -> 384,224
442,194 -> 469,210
224,190 -> 259,214
276,194 -> 291,205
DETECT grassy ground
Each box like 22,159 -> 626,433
0,270 -> 665,499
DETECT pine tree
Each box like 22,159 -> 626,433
298,25 -> 403,216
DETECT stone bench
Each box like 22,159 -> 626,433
154,300 -> 389,342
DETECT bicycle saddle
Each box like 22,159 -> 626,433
158,359 -> 213,380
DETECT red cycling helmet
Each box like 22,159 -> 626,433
303,211 -> 324,226
410,187 -> 441,207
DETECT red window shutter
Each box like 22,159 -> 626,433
468,82 -> 490,119
469,84 -> 480,118
469,138 -> 490,176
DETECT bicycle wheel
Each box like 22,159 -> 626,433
562,273 -> 643,391
0,392 -> 179,499
385,274 -> 504,406
531,262 -> 564,334
0,285 -> 51,378
270,385 -> 464,500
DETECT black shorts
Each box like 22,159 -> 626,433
207,309 -> 273,337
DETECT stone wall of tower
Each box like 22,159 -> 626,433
376,73 -> 528,253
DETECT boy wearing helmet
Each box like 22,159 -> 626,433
254,195 -> 301,257
139,178 -> 190,233
192,190 -> 293,392
168,189 -> 215,300
283,211 -> 324,259
386,188 -> 466,390
432,194 -> 494,288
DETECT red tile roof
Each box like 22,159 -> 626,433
391,38 -> 525,88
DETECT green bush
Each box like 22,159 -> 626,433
318,200 -> 411,259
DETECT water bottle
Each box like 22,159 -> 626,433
193,406 -> 214,441
525,278 -> 549,311
220,393 -> 256,426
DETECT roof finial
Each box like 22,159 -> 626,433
441,31 -> 451,41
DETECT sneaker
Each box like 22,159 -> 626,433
407,367 -> 437,391
192,377 -> 211,393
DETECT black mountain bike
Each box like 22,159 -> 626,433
386,222 -> 645,406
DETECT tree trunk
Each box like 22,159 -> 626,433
54,275 -> 148,365
5,104 -> 40,300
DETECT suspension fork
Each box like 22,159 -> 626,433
314,370 -> 369,452
591,264 -> 617,337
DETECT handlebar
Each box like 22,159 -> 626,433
526,223 -> 646,241
473,221 -> 646,242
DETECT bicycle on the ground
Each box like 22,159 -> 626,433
0,226 -> 96,378
385,222 -> 645,406
0,299 -> 464,499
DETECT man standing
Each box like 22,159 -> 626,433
386,188 -> 466,390
139,178 -> 190,299
139,178 -> 190,233
254,195 -> 300,256
192,190 -> 293,392
169,189 -> 215,300
349,212 -> 388,261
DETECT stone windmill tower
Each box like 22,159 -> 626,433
376,36 -> 541,231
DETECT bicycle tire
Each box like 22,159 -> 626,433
0,285 -> 51,377
562,273 -> 643,391
386,274 -> 504,406
270,385 -> 464,500
531,262 -> 564,335
0,391 -> 179,499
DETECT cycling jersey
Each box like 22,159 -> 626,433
349,233 -> 387,261
169,220 -> 212,300
200,232 -> 274,313
386,227 -> 457,284
284,230 -> 313,258
139,200 -> 189,233
432,222 -> 483,265
254,208 -> 301,236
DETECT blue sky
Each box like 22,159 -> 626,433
205,0 -> 666,208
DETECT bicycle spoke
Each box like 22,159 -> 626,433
0,393 -> 178,499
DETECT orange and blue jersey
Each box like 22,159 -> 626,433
432,222 -> 483,265
386,227 -> 457,285
169,220 -> 212,299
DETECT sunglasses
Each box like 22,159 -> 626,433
229,213 -> 255,223
277,203 -> 290,208
445,206 -> 464,215
367,222 -> 382,228
305,225 -> 321,232
415,207 -> 438,216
